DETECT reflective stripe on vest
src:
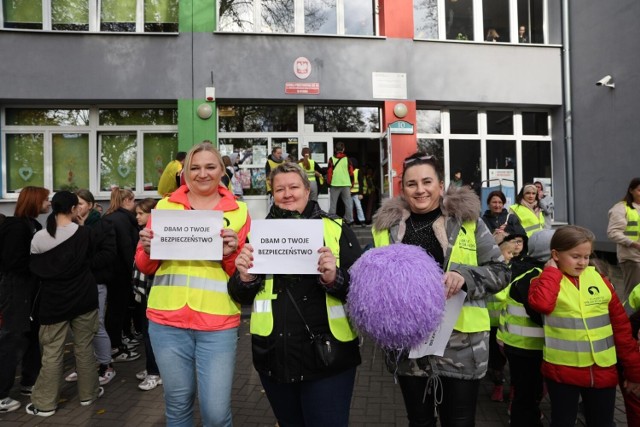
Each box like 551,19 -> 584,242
497,269 -> 545,350
542,267 -> 616,367
300,159 -> 317,182
331,156 -> 351,187
624,205 -> 640,239
147,199 -> 248,316
351,169 -> 360,193
509,204 -> 544,237
250,217 -> 358,342
487,287 -> 508,328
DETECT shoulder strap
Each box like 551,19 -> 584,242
285,287 -> 316,340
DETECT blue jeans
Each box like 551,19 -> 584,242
149,321 -> 237,427
351,194 -> 365,222
259,367 -> 357,427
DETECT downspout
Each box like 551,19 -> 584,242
562,0 -> 575,224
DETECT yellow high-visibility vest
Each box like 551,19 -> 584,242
300,159 -> 318,182
266,158 -> 281,192
330,156 -> 351,187
510,204 -> 544,237
542,267 -> 616,367
351,169 -> 360,194
250,218 -> 357,342
624,204 -> 640,240
147,198 -> 248,316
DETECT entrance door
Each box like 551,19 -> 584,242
303,136 -> 332,211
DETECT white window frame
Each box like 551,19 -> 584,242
1,105 -> 178,199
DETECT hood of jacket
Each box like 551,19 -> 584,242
373,185 -> 481,231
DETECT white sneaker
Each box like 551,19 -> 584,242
99,368 -> 116,386
138,375 -> 162,391
136,369 -> 148,380
0,397 -> 21,413
25,403 -> 55,417
80,387 -> 104,406
65,371 -> 78,382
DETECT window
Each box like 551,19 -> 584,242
416,107 -> 552,192
1,107 -> 178,197
304,106 -> 380,132
1,0 -> 178,32
218,0 -> 376,36
218,105 -> 298,132
414,0 -> 547,44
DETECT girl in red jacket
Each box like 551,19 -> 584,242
529,225 -> 640,426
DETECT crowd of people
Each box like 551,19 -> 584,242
2,143 -> 640,427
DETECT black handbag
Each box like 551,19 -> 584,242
285,288 -> 338,368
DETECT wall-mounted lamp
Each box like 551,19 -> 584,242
393,103 -> 408,118
595,75 -> 615,89
197,103 -> 213,120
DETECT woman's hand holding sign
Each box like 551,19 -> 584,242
317,246 -> 337,285
221,228 -> 240,256
140,228 -> 154,254
235,243 -> 256,282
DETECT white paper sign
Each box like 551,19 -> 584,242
249,219 -> 324,275
150,210 -> 224,260
409,291 -> 467,358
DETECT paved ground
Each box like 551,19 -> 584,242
0,252 -> 632,426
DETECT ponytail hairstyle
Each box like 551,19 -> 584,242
105,188 -> 135,215
623,177 -> 640,208
300,147 -> 311,170
46,191 -> 78,238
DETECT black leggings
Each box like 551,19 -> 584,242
398,375 -> 480,427
545,378 -> 616,427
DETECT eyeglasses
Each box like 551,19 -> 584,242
403,155 -> 437,166
512,238 -> 524,245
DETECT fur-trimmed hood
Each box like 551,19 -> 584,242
373,185 -> 481,231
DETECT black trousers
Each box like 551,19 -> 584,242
105,274 -> 129,350
546,378 -> 616,427
504,344 -> 543,427
488,327 -> 507,383
0,323 -> 41,396
398,375 -> 480,427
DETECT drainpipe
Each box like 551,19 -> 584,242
562,0 -> 575,224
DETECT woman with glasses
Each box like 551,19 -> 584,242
371,152 -> 510,427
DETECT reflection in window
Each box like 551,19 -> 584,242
483,0 -> 509,43
218,0 -> 255,31
414,0 -> 438,39
6,109 -> 90,126
417,109 -> 441,133
53,133 -> 90,191
273,138 -> 299,162
101,0 -> 137,32
144,0 -> 179,32
6,134 -> 45,192
517,0 -> 543,43
261,0 -> 294,32
344,0 -> 374,36
449,139 -> 481,192
218,106 -> 298,132
304,106 -> 380,132
305,0 -> 337,34
219,138 -> 269,195
486,140 -> 517,185
2,0 -> 42,29
450,110 -> 478,134
99,108 -> 178,126
522,112 -> 548,135
445,0 -> 473,40
99,133 -> 138,191
143,133 -> 179,191
487,111 -> 513,135
417,139 -> 443,160
52,0 -> 89,31
522,140 -> 551,182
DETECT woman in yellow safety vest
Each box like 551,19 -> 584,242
229,162 -> 361,427
371,153 -> 510,427
607,177 -> 640,300
135,142 -> 250,427
298,147 -> 324,202
509,184 -> 546,237
529,225 -> 640,426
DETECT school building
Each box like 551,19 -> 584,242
0,0 -> 636,252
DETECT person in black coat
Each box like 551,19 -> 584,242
482,189 -> 527,244
103,188 -> 140,361
229,162 -> 362,427
0,186 -> 50,413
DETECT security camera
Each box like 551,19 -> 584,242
596,75 -> 615,88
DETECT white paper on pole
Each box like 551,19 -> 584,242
248,219 -> 323,275
150,209 -> 224,260
408,290 -> 467,358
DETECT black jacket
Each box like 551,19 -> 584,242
103,207 -> 139,281
228,201 -> 362,383
84,210 -> 117,284
481,208 -> 526,236
30,226 -> 98,325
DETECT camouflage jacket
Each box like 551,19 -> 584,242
372,186 -> 511,380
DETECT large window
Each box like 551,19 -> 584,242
414,0 -> 547,43
1,107 -> 178,197
1,0 -> 178,32
416,107 -> 552,193
218,0 -> 377,36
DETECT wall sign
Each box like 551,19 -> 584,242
294,57 -> 312,79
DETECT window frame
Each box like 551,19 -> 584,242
1,105 -> 178,199
0,0 -> 179,33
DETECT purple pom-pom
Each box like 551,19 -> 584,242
347,244 -> 445,350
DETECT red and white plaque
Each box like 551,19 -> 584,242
294,57 -> 311,80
